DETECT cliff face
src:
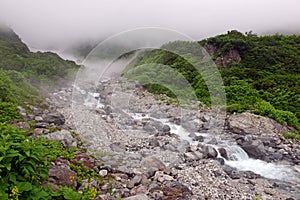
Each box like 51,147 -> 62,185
204,43 -> 241,69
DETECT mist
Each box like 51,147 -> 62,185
0,0 -> 299,51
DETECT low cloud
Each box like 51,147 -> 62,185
0,0 -> 299,50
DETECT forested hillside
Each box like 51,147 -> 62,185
0,26 -> 79,106
125,31 -> 300,133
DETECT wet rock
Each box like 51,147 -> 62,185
193,135 -> 204,142
239,139 -> 266,160
218,148 -> 228,160
199,145 -> 218,158
162,124 -> 171,133
48,165 -> 77,187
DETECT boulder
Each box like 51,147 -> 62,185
123,194 -> 149,200
228,112 -> 282,136
48,165 -> 77,187
46,130 -> 77,148
239,139 -> 266,160
141,156 -> 166,170
162,181 -> 192,200
43,112 -> 65,125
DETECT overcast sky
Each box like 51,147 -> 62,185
0,0 -> 299,50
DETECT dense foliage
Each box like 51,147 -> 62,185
0,27 -> 79,87
0,27 -> 100,199
125,31 -> 300,131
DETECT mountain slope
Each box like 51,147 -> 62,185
125,30 -> 300,132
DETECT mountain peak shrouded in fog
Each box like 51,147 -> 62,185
0,0 -> 299,51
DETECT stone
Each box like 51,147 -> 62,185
148,183 -> 160,192
123,194 -> 149,200
34,116 -> 44,122
127,175 -> 142,189
193,135 -> 204,142
184,152 -> 204,162
141,156 -> 166,170
146,167 -> 158,178
48,165 -> 77,187
199,145 -> 218,158
162,181 -> 192,200
162,124 -> 171,133
228,112 -> 281,136
79,178 -> 98,191
46,130 -> 77,148
43,112 -> 65,125
99,169 -> 108,177
239,139 -> 266,160
218,148 -> 228,160
13,121 -> 31,131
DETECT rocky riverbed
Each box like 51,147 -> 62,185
28,77 -> 300,200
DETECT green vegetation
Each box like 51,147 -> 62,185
0,26 -> 110,199
0,27 -> 79,88
125,30 -> 300,134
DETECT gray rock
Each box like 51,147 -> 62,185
34,116 -> 44,122
146,167 -> 158,178
79,178 -> 98,191
141,156 -> 166,170
43,112 -> 65,125
239,139 -> 266,160
198,145 -> 218,158
184,152 -> 204,162
162,124 -> 171,133
193,135 -> 204,142
46,130 -> 77,148
123,194 -> 149,200
127,175 -> 142,189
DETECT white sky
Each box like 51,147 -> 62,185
0,0 -> 299,49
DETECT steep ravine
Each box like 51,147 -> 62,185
48,76 -> 300,200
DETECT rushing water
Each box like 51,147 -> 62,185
74,85 -> 300,184
130,113 -> 300,184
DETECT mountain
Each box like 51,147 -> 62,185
0,25 -> 80,109
124,30 -> 300,132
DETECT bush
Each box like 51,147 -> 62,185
0,123 -> 51,199
254,100 -> 300,130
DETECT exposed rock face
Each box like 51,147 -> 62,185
215,49 -> 241,68
204,44 -> 241,68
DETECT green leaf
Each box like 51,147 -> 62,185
9,173 -> 16,183
4,163 -> 11,171
16,181 -> 33,192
